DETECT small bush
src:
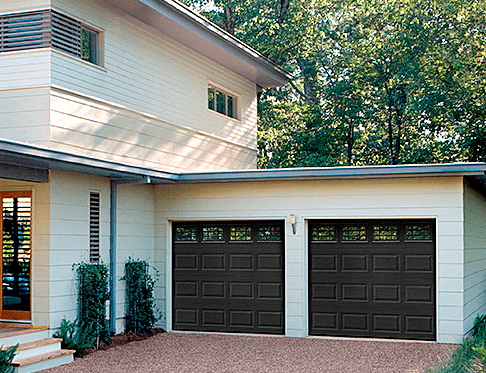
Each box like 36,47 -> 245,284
121,258 -> 159,334
425,314 -> 486,373
0,344 -> 17,373
54,319 -> 96,357
472,314 -> 486,337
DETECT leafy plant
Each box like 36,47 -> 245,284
0,344 -> 17,373
54,319 -> 95,357
472,314 -> 486,337
121,258 -> 159,334
74,262 -> 111,345
425,315 -> 486,373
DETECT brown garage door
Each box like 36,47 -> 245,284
309,220 -> 436,340
172,221 -> 284,334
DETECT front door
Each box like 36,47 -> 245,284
0,192 -> 32,321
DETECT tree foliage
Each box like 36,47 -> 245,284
183,0 -> 486,167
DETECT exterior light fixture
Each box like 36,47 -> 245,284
290,214 -> 297,235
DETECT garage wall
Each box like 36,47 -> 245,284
463,182 -> 486,333
115,184 -> 156,333
154,176 -> 465,343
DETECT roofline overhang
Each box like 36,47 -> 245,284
177,163 -> 486,183
0,139 -> 179,183
0,139 -> 485,196
99,0 -> 291,87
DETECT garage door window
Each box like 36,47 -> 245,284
311,225 -> 336,242
373,225 -> 398,241
258,226 -> 281,241
202,226 -> 224,241
405,224 -> 432,241
175,227 -> 197,241
342,225 -> 367,241
230,226 -> 252,241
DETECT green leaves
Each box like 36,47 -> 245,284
121,258 -> 159,334
185,0 -> 486,167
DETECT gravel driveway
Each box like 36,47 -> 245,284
44,332 -> 452,373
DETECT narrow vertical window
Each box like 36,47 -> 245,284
89,192 -> 100,263
81,26 -> 98,64
208,87 -> 215,110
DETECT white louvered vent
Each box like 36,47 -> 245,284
0,10 -> 51,53
51,9 -> 81,58
89,192 -> 100,263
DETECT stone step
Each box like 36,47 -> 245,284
8,338 -> 62,360
12,349 -> 75,373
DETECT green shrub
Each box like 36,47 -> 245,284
121,258 -> 159,334
0,344 -> 17,373
54,319 -> 95,357
74,262 -> 111,344
425,315 -> 486,373
472,314 -> 486,337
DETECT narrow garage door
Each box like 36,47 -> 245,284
173,221 -> 284,334
309,220 -> 435,340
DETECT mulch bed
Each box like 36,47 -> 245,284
82,328 -> 165,356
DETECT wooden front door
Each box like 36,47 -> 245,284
0,192 -> 32,321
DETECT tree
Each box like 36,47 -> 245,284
183,0 -> 486,167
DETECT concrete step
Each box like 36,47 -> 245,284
12,349 -> 75,373
8,338 -> 62,360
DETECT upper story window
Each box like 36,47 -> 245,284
208,84 -> 237,119
0,9 -> 102,66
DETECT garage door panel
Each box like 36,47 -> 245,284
309,219 -> 436,340
201,282 -> 225,298
341,284 -> 368,302
373,314 -> 401,333
372,284 -> 400,303
173,221 -> 284,334
372,255 -> 400,272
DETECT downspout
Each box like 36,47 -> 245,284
109,180 -> 117,333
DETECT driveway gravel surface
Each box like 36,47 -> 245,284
44,332 -> 452,373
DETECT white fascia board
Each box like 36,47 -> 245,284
101,0 -> 290,87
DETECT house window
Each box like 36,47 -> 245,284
208,85 -> 237,119
89,192 -> 100,263
81,26 -> 99,64
0,9 -> 102,66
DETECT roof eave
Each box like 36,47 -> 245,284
100,0 -> 290,87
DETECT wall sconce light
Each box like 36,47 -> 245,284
290,214 -> 297,235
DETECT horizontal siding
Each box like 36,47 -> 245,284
0,87 -> 51,144
50,0 -> 257,151
0,50 -> 51,89
0,0 -> 50,13
154,176 -> 465,343
48,171 -> 110,328
49,88 -> 256,171
47,171 -> 156,332
463,182 -> 486,333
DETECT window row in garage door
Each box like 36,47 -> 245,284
172,219 -> 436,340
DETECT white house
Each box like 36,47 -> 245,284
0,0 -> 486,370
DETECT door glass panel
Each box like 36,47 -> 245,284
2,197 -> 31,311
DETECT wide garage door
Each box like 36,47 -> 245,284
172,221 -> 284,334
309,220 -> 435,340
